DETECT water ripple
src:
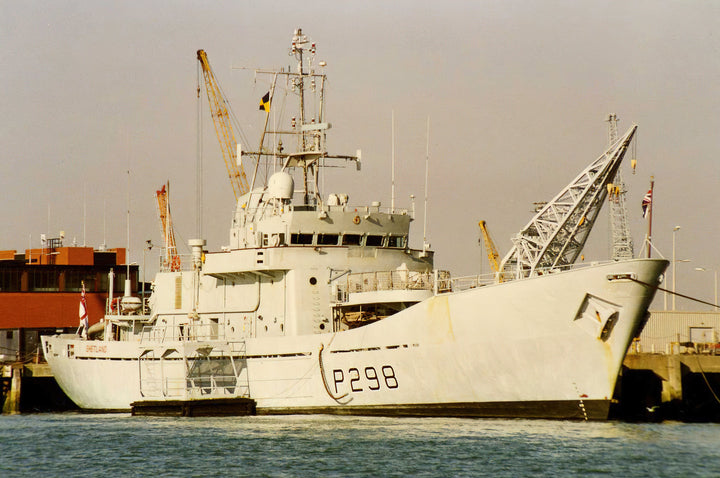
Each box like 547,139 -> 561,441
0,414 -> 718,477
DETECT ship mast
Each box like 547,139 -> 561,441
291,28 -> 318,205
242,28 -> 360,206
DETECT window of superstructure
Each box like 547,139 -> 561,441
291,233 -> 314,245
113,272 -> 127,293
98,273 -> 109,292
0,268 -> 22,291
65,269 -> 97,292
387,235 -> 406,248
29,268 -> 59,291
342,234 -> 362,246
93,268 -> 134,292
317,234 -> 339,246
365,235 -> 384,247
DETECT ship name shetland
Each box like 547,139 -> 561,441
84,344 -> 107,354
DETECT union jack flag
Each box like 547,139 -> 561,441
78,281 -> 89,338
641,189 -> 652,218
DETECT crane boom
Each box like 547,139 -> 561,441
499,125 -> 637,280
478,220 -> 503,282
156,182 -> 180,272
197,49 -> 249,201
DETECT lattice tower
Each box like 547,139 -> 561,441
607,114 -> 634,260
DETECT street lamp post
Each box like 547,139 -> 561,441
695,267 -> 718,308
666,258 -> 691,310
672,226 -> 681,310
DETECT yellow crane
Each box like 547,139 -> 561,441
479,220 -> 503,282
197,49 -> 250,201
156,182 -> 180,272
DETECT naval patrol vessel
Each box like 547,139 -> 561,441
42,29 -> 666,419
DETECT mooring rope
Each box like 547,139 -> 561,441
629,278 -> 719,309
694,354 -> 720,406
318,342 -> 351,404
630,277 -> 720,406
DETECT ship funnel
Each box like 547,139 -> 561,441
189,239 -> 206,269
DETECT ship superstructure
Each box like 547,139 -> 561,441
42,29 -> 666,419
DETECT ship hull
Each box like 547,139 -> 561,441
42,259 -> 666,420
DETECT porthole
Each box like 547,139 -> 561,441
309,277 -> 317,285
319,323 -> 325,330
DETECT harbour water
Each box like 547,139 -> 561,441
1,414 -> 719,477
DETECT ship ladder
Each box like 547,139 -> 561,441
138,348 -> 168,398
183,341 -> 250,400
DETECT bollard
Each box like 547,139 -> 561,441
2,365 -> 22,414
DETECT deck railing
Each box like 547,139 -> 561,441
140,322 -> 229,344
343,270 -> 436,294
158,253 -> 194,273
334,260 -> 617,300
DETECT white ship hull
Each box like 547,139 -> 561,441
42,259 -> 665,419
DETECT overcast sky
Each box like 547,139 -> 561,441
1,0 -> 718,310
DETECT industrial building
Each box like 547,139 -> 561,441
0,237 -> 138,362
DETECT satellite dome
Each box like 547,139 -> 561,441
267,172 -> 294,200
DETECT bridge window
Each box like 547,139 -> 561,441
291,233 -> 314,245
317,234 -> 339,246
387,236 -> 406,248
342,234 -> 362,246
365,235 -> 384,247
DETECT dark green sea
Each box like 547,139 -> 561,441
1,414 -> 718,477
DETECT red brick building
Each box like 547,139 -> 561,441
0,241 -> 138,362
